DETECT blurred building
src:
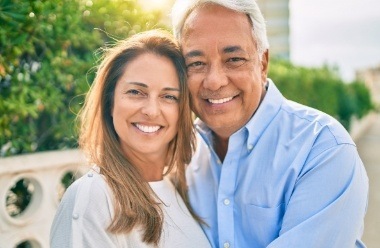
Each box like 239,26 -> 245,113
147,0 -> 291,60
257,0 -> 290,60
356,65 -> 380,103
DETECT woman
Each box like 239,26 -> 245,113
50,30 -> 210,247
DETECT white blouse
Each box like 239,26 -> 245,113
50,169 -> 211,248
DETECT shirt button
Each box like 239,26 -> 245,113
88,173 -> 93,177
224,242 -> 230,248
223,198 -> 230,206
72,213 -> 79,220
217,160 -> 222,165
248,144 -> 254,150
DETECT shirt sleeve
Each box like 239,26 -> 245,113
50,173 -> 120,248
267,144 -> 368,248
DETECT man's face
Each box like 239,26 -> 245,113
181,4 -> 268,138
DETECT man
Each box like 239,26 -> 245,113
171,0 -> 368,247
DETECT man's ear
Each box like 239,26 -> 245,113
261,49 -> 269,82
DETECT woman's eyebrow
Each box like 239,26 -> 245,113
126,82 -> 148,88
163,87 -> 180,92
127,82 -> 179,92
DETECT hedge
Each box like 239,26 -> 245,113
0,1 -> 374,157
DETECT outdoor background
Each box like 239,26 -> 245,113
0,0 -> 379,247
1,0 -> 376,156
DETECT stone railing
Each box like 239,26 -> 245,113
0,111 -> 376,248
0,149 -> 88,248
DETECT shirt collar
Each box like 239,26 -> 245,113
194,117 -> 213,148
195,79 -> 284,147
245,78 -> 284,148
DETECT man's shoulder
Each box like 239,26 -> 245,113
279,99 -> 354,146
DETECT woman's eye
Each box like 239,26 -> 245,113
126,89 -> 141,95
163,94 -> 179,102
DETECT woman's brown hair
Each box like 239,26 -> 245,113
78,29 -> 196,245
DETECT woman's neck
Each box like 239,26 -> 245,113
124,150 -> 167,181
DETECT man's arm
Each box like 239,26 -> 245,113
268,144 -> 368,248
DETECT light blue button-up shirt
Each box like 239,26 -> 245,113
187,80 -> 368,248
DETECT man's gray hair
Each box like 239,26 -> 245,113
171,0 -> 269,56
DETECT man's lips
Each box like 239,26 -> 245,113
207,96 -> 234,104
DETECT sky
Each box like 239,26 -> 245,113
140,0 -> 380,82
290,0 -> 380,81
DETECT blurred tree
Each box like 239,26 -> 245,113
0,0 -> 374,157
0,0 -> 163,156
268,59 -> 374,130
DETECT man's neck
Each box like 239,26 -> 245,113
213,133 -> 229,162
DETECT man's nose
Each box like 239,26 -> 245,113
203,64 -> 228,91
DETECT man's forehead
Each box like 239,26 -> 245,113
181,22 -> 255,55
181,4 -> 252,41
183,45 -> 247,59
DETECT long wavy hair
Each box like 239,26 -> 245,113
78,29 -> 196,245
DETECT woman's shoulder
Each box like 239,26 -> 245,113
65,168 -> 108,195
60,168 -> 114,216
51,169 -> 125,247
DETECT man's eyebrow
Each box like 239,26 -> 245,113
223,46 -> 244,53
184,46 -> 244,59
184,50 -> 203,59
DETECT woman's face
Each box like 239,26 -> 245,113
112,53 -> 180,161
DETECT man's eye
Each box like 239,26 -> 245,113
226,57 -> 247,68
227,57 -> 247,63
187,61 -> 204,68
229,57 -> 243,62
187,61 -> 206,73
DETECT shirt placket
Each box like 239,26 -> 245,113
216,131 -> 245,248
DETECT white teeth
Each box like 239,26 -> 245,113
135,124 -> 160,133
208,97 -> 233,104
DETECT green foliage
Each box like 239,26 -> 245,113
268,59 -> 374,130
0,0 -> 163,156
6,178 -> 33,217
0,0 -> 374,157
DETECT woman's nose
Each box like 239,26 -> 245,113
141,97 -> 160,118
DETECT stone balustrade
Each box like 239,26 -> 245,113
0,149 -> 88,248
0,112 -> 374,247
